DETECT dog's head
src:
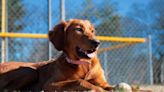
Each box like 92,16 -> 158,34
49,19 -> 100,60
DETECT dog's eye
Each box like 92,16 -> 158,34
75,28 -> 83,32
92,30 -> 96,34
92,30 -> 94,33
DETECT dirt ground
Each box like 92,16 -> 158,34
140,85 -> 164,92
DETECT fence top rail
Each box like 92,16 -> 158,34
0,32 -> 146,43
96,36 -> 146,43
0,32 -> 48,39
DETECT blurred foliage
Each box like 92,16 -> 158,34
0,0 -> 25,61
127,0 -> 164,84
0,0 -> 25,32
80,0 -> 121,36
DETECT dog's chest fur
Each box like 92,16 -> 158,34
57,57 -> 92,80
36,54 -> 94,88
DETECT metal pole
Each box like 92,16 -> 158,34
161,62 -> 164,84
48,0 -> 52,59
103,52 -> 108,79
6,0 -> 8,62
148,35 -> 153,84
60,0 -> 65,21
1,0 -> 6,63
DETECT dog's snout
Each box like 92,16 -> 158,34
91,40 -> 100,47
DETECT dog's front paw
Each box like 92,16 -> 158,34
91,86 -> 105,92
104,86 -> 113,91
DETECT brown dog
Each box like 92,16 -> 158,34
0,19 -> 113,91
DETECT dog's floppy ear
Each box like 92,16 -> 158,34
48,21 -> 67,51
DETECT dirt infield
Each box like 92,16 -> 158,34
140,85 -> 164,92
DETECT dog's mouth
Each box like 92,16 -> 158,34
76,47 -> 97,59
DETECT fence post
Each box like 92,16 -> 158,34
6,0 -> 8,62
148,35 -> 153,84
1,0 -> 7,63
60,0 -> 65,21
103,52 -> 108,80
48,0 -> 52,59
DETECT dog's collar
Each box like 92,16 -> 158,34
66,57 -> 91,65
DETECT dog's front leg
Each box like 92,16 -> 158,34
88,78 -> 113,91
88,63 -> 114,91
44,79 -> 104,92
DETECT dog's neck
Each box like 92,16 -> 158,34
65,54 -> 93,80
65,56 -> 91,65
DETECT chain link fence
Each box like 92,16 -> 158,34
2,0 -> 50,62
99,41 -> 151,85
0,0 -> 164,87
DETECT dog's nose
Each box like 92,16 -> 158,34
91,40 -> 100,47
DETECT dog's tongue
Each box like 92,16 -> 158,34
87,52 -> 96,58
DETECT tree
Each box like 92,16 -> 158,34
127,0 -> 164,84
149,0 -> 164,30
70,0 -> 121,36
149,0 -> 164,84
0,0 -> 25,61
0,0 -> 25,31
